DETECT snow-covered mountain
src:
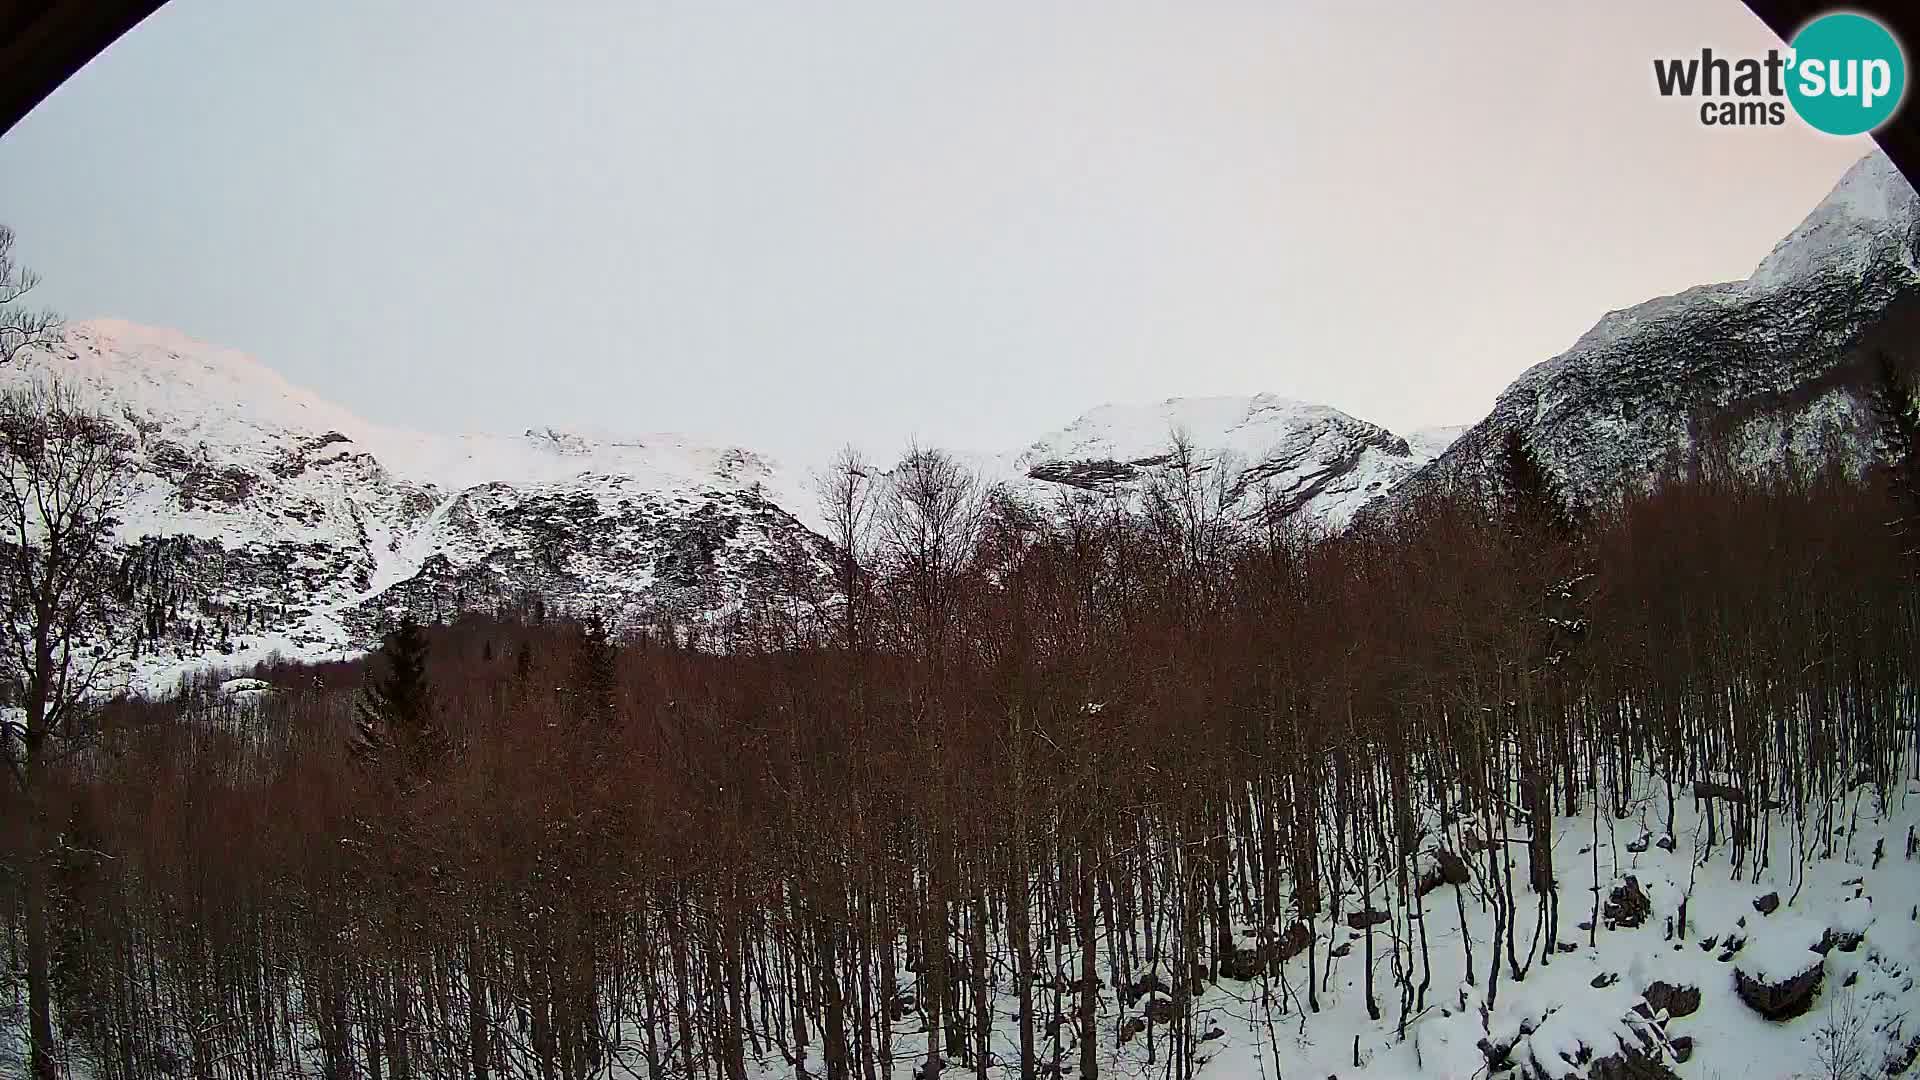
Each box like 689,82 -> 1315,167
1385,149 -> 1920,515
1004,394 -> 1454,531
1013,151 -> 1920,532
5,319 -> 837,688
4,320 -> 1452,687
1004,157 -> 1920,534
5,321 -> 1470,682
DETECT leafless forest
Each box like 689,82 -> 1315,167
4,381 -> 1920,1080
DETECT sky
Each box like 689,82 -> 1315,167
0,0 -> 1880,472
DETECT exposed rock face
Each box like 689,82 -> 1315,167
1216,921 -> 1312,981
1732,911 -> 1831,1022
1346,908 -> 1391,930
354,476 -> 827,639
1571,1049 -> 1682,1080
1514,997 -> 1683,1080
1379,149 -> 1920,521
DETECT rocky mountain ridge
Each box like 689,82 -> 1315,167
1384,149 -> 1920,515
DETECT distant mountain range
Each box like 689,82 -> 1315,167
4,148 -> 1913,690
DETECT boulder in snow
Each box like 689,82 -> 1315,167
1733,960 -> 1823,1021
219,676 -> 278,698
1604,877 -> 1651,929
1347,908 -> 1390,930
1732,915 -> 1828,1021
1641,981 -> 1700,1020
1512,1000 -> 1679,1080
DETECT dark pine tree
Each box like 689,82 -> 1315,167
1498,426 -> 1573,540
353,613 -> 447,777
1871,351 -> 1920,560
514,639 -> 534,690
1499,426 -> 1589,667
571,614 -> 619,727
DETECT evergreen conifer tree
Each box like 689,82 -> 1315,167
571,614 -> 619,727
1870,351 -> 1920,560
1498,427 -> 1588,667
353,613 -> 447,777
513,639 -> 534,691
1498,426 -> 1573,540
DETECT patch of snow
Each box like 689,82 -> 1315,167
218,677 -> 276,697
1407,424 -> 1468,461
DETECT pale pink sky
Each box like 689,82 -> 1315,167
0,0 -> 1878,467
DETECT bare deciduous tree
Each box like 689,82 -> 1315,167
816,444 -> 877,650
1811,991 -> 1872,1080
0,378 -> 136,1080
0,226 -> 61,365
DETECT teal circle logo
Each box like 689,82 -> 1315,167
1786,13 -> 1906,135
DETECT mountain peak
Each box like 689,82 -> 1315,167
1009,392 -> 1438,531
1749,148 -> 1918,290
61,318 -> 296,387
32,318 -> 375,458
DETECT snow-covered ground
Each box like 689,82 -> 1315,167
741,777 -> 1915,1080
6,768 -> 1909,1079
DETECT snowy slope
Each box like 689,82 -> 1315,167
1407,424 -> 1468,461
857,775 -> 1920,1080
